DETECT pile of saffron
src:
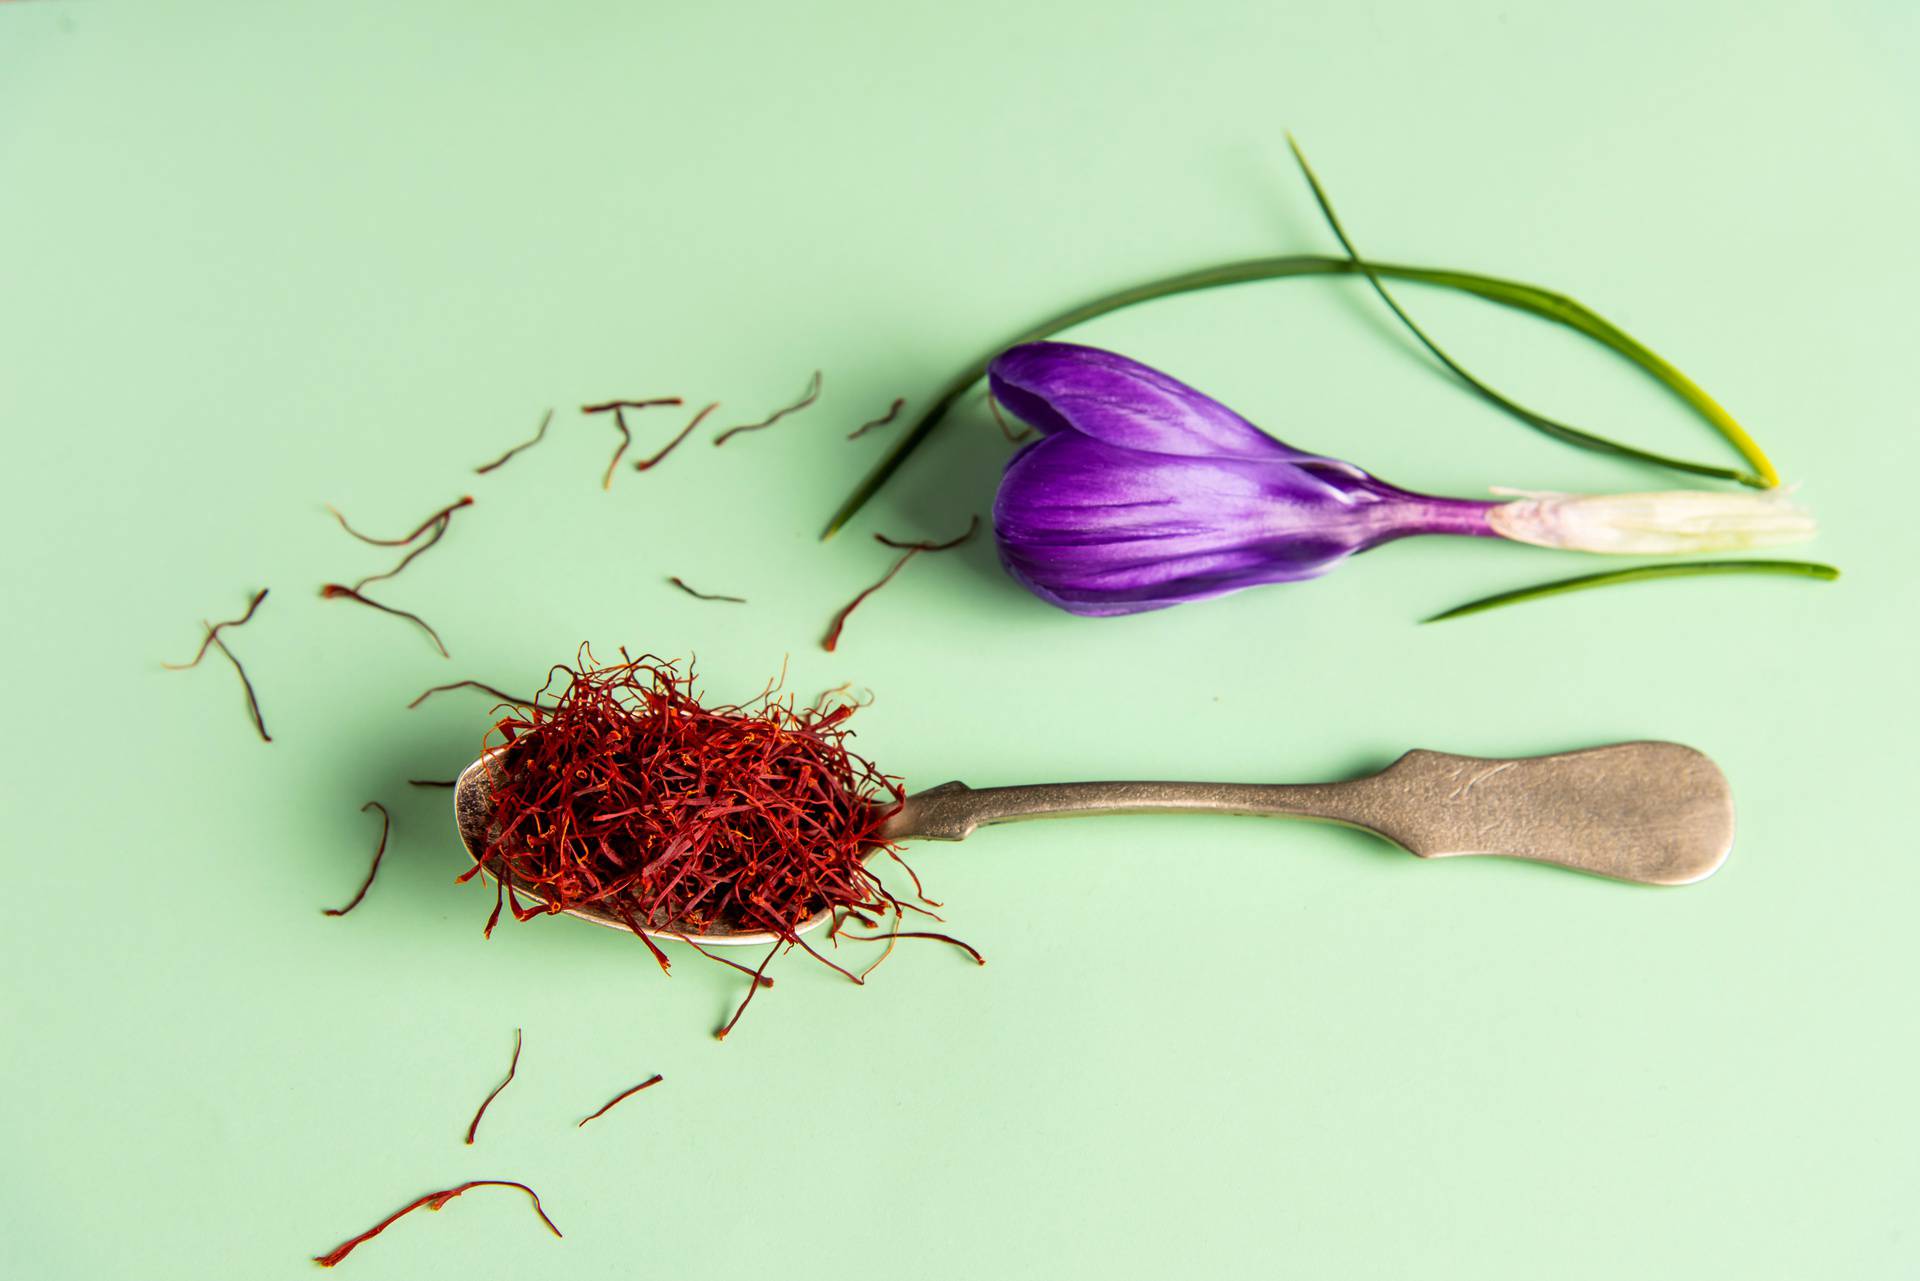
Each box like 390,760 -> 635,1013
464,650 -> 950,1032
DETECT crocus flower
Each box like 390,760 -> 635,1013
989,341 -> 1814,616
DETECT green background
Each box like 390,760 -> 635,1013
4,2 -> 1916,1276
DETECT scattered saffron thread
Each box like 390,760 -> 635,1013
823,516 -> 980,652
351,497 -> 472,591
407,679 -> 538,710
163,588 -> 268,670
582,398 -> 682,488
165,589 -> 272,742
716,943 -> 782,1041
633,400 -> 715,471
840,931 -> 985,965
576,1073 -> 664,1127
409,778 -> 457,788
475,409 -> 555,475
713,370 -> 822,446
848,396 -> 905,440
320,584 -> 450,656
668,933 -> 777,988
986,392 -> 1034,443
327,497 -> 474,547
464,1028 -> 522,1145
312,1180 -> 561,1268
324,802 -> 391,917
667,576 -> 746,604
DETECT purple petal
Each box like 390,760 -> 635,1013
994,432 -> 1401,615
989,341 -> 1359,475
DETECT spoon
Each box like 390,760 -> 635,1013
454,739 -> 1733,947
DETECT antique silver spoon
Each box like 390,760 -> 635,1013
453,739 -> 1733,948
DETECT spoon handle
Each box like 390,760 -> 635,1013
882,741 -> 1732,886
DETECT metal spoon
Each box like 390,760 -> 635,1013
453,739 -> 1733,948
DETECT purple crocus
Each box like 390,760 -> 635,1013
989,342 -> 1813,616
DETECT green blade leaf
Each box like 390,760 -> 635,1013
1422,559 -> 1838,623
1284,135 -> 1781,491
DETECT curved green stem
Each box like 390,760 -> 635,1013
1423,559 -> 1837,623
824,253 -> 1779,538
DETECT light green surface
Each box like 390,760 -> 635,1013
4,2 -> 1916,1276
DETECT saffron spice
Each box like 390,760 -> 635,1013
838,930 -> 986,965
312,1179 -> 560,1268
475,409 -> 555,475
986,393 -> 1034,443
713,370 -> 822,446
581,398 -> 682,488
327,496 -> 474,546
464,1027 -> 522,1145
822,516 -> 980,652
667,575 -> 746,604
848,396 -> 905,440
165,588 -> 271,742
407,679 -> 538,710
466,649 -> 943,1035
324,802 -> 392,917
576,1073 -> 663,1127
319,583 -> 450,657
633,400 -> 715,471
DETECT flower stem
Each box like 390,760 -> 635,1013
1422,559 -> 1838,623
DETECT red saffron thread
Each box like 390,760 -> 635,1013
576,1073 -> 663,1127
667,576 -> 746,604
713,371 -> 822,446
327,496 -> 474,546
633,401 -> 714,471
986,392 -> 1035,443
848,396 -> 905,440
324,802 -> 392,917
352,504 -> 466,590
839,931 -> 985,965
319,584 -> 450,657
464,1027 -> 522,1144
467,649 -> 936,1036
716,943 -> 782,1040
582,398 -> 682,488
475,409 -> 555,475
312,1179 -> 561,1268
167,590 -> 273,742
408,680 -> 538,710
164,588 -> 269,670
822,516 -> 980,652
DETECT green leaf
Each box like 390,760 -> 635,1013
822,158 -> 1781,538
1284,135 -> 1781,492
1422,559 -> 1838,623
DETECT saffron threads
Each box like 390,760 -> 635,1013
986,393 -> 1034,443
408,679 -> 538,710
713,370 -> 822,446
327,496 -> 475,546
840,931 -> 986,965
466,650 -> 938,1034
409,778 -> 457,788
165,589 -> 272,742
633,400 -> 715,471
324,802 -> 392,918
164,587 -> 269,669
464,1028 -> 522,1145
716,943 -> 781,1041
667,576 -> 746,604
576,1073 -> 663,1127
320,583 -> 450,657
475,409 -> 555,475
848,397 -> 905,440
312,1179 -> 561,1268
822,516 -> 981,652
582,398 -> 682,488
